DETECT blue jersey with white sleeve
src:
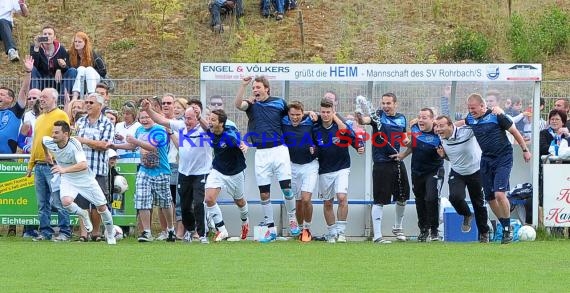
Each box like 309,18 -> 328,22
282,115 -> 317,165
465,109 -> 513,158
245,96 -> 288,149
410,124 -> 443,177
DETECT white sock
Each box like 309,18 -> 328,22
64,202 -> 82,215
98,208 -> 115,235
261,199 -> 274,225
372,204 -> 383,240
395,202 -> 406,229
303,221 -> 311,230
327,224 -> 337,237
206,204 -> 224,226
238,202 -> 249,222
283,191 -> 296,221
336,221 -> 347,235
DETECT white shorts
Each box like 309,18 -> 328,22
60,177 -> 107,207
205,169 -> 245,200
291,160 -> 319,200
319,168 -> 350,201
254,145 -> 292,186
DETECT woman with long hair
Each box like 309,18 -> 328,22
65,99 -> 86,132
68,31 -> 107,99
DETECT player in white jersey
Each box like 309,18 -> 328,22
43,120 -> 117,245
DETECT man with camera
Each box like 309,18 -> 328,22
0,0 -> 29,62
30,25 -> 77,103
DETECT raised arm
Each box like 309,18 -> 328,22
235,76 -> 252,111
17,56 -> 34,108
18,0 -> 30,17
333,112 -> 347,130
140,99 -> 171,128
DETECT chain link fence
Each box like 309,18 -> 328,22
1,77 -> 568,130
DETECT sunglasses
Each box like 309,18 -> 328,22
28,96 -> 39,100
162,101 -> 173,105
210,102 -> 222,106
123,100 -> 136,108
85,101 -> 97,105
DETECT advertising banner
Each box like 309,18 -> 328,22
200,63 -> 542,82
543,164 -> 570,227
0,162 -> 137,226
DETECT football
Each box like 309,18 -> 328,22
114,225 -> 124,240
517,225 -> 536,241
114,175 -> 129,194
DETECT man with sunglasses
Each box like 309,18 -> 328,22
1,55 -> 32,154
153,93 -> 180,241
209,95 -> 224,110
74,93 -> 115,241
18,87 -> 41,154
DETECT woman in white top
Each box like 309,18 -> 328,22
68,31 -> 107,99
114,100 -> 141,163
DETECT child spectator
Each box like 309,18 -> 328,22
105,109 -> 119,126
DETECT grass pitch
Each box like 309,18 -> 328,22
1,236 -> 569,292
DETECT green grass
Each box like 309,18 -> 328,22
1,237 -> 569,292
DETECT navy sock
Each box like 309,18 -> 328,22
499,218 -> 510,231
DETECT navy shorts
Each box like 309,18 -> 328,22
480,155 -> 512,201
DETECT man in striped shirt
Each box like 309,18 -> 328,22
75,93 -> 114,241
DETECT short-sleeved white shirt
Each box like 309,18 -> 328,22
169,120 -> 212,176
114,121 -> 141,163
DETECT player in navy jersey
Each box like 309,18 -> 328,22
395,108 -> 444,242
459,93 -> 531,244
314,98 -> 364,243
235,75 -> 297,243
282,101 -> 318,242
201,109 -> 250,242
356,93 -> 410,243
